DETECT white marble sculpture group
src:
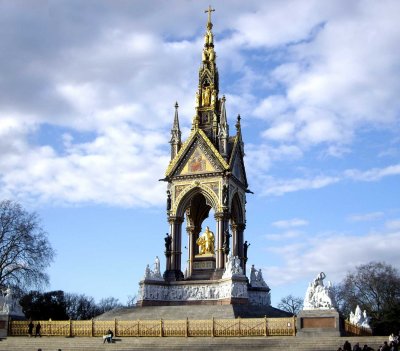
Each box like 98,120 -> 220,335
0,287 -> 24,316
139,279 -> 248,301
249,264 -> 269,288
222,254 -> 243,278
143,256 -> 163,281
349,305 -> 371,329
303,272 -> 336,310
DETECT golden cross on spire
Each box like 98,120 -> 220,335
204,5 -> 215,25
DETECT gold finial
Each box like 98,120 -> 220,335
204,5 -> 215,27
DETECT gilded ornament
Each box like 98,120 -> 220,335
196,226 -> 215,255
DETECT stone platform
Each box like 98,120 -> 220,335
96,304 -> 292,320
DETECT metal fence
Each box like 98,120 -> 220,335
344,320 -> 373,336
10,317 -> 296,337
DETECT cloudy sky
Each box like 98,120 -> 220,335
1,0 -> 399,306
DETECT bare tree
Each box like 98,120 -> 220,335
98,297 -> 122,313
277,294 -> 303,315
339,262 -> 400,319
65,293 -> 100,320
126,294 -> 137,307
0,200 -> 55,289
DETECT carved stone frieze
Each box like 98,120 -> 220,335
137,279 -> 249,303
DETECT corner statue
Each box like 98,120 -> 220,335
196,226 -> 215,255
303,272 -> 336,310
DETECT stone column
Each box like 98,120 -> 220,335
186,225 -> 195,277
231,223 -> 238,257
215,212 -> 229,269
167,216 -> 184,280
236,223 -> 246,273
165,246 -> 171,272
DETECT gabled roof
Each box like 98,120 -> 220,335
228,135 -> 248,188
165,128 -> 230,178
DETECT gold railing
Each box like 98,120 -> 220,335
9,317 -> 296,337
344,320 -> 372,336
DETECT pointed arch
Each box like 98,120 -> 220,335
230,191 -> 244,225
175,183 -> 219,218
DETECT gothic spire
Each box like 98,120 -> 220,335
218,95 -> 229,159
170,102 -> 181,159
192,6 -> 220,144
235,114 -> 244,153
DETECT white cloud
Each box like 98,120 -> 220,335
254,163 -> 400,197
233,0 -> 326,48
272,218 -> 309,229
253,95 -> 289,120
344,164 -> 400,181
261,121 -> 296,141
264,227 -> 400,287
0,3 -> 204,207
348,212 -> 385,222
245,143 -> 303,176
265,230 -> 303,241
248,0 -> 400,150
386,219 -> 400,230
0,125 -> 169,207
262,175 -> 340,197
1,1 -> 399,208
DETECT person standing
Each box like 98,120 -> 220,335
35,322 -> 41,337
28,321 -> 34,337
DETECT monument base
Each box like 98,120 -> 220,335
0,315 -> 8,339
137,275 -> 261,307
0,312 -> 25,338
296,309 -> 343,337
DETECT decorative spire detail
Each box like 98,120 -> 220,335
172,102 -> 180,132
220,95 -> 228,131
192,7 -> 220,142
170,102 -> 182,159
218,95 -> 229,159
235,114 -> 244,154
235,114 -> 241,133
205,5 -> 215,27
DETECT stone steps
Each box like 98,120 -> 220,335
0,336 -> 388,351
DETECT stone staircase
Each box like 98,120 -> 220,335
0,336 -> 387,351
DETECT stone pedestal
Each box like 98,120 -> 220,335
0,315 -> 8,338
191,256 -> 216,280
296,309 -> 343,337
0,312 -> 24,338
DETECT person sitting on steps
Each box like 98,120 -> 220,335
103,329 -> 114,343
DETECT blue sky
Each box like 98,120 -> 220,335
1,0 -> 399,307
